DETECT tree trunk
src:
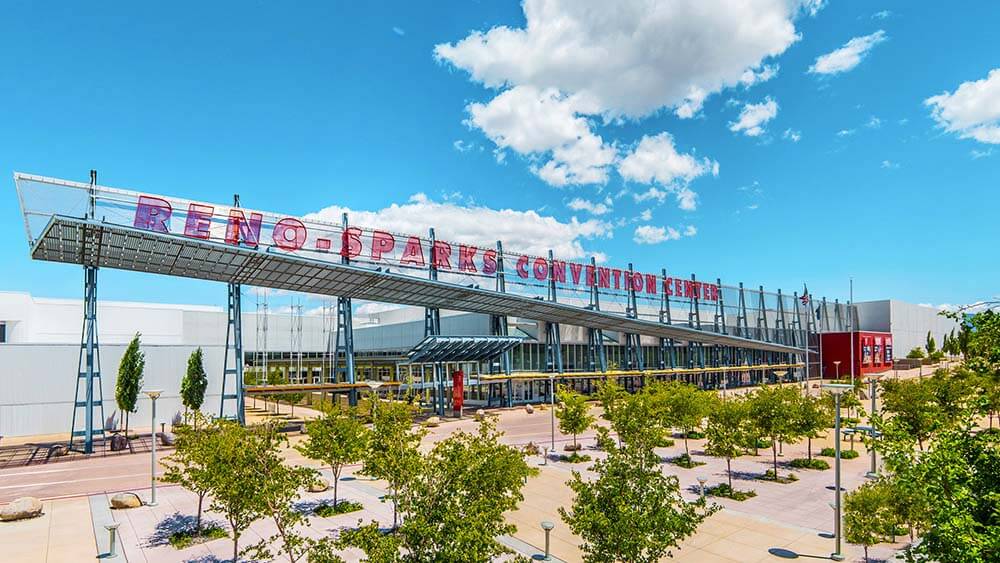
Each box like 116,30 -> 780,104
807,437 -> 812,461
684,434 -> 690,458
332,465 -> 340,506
726,458 -> 732,489
772,442 -> 778,478
232,529 -> 240,563
196,493 -> 204,535
864,545 -> 869,562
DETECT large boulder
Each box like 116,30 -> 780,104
110,493 -> 142,509
525,404 -> 534,414
0,497 -> 43,521
308,477 -> 330,493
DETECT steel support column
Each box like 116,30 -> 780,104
544,250 -> 564,379
658,268 -> 676,370
220,281 -> 245,423
491,241 -> 513,407
587,256 -> 607,373
426,228 -> 444,415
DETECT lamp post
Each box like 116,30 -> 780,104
823,383 -> 852,562
866,374 -> 882,478
143,389 -> 163,506
549,373 -> 556,453
540,520 -> 555,561
773,369 -> 788,385
696,476 -> 708,503
833,360 -> 841,381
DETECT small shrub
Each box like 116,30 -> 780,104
655,437 -> 676,448
819,447 -> 860,459
789,458 -> 830,470
760,469 -> 798,484
684,430 -> 704,440
669,453 -> 706,469
906,347 -> 926,359
313,500 -> 363,517
168,525 -> 227,549
705,483 -> 757,501
755,438 -> 772,449
557,452 -> 592,463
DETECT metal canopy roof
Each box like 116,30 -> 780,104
406,335 -> 524,364
30,215 -> 804,354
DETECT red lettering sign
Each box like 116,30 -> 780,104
184,204 -> 214,239
432,240 -> 452,270
134,196 -> 172,232
370,231 -> 395,260
340,227 -> 363,258
272,218 -> 307,251
400,236 -> 425,266
458,245 -> 478,273
225,209 -> 262,247
482,249 -> 497,275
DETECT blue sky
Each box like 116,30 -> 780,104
1,1 -> 997,311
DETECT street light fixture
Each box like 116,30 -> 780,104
833,360 -> 842,381
696,476 -> 708,503
143,389 -> 163,507
540,520 -> 555,561
549,373 -> 556,453
865,373 -> 883,478
822,383 -> 852,562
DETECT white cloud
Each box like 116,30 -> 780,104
453,139 -> 475,153
633,187 -> 668,204
392,27 -> 406,36
739,64 -> 779,88
683,225 -> 697,236
837,129 -> 856,137
633,225 -> 681,244
675,187 -> 698,211
637,209 -> 653,221
747,203 -> 759,210
567,197 -> 612,215
304,193 -> 613,260
866,116 -> 882,128
436,0 -> 812,120
925,68 -> 1000,145
872,10 -> 891,20
729,98 -> 779,137
809,30 -> 887,75
436,0 -> 819,185
467,86 -> 616,186
971,148 -> 993,159
782,128 -> 802,142
619,133 -> 717,185
881,159 -> 900,169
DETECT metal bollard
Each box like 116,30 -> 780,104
105,522 -> 120,558
541,520 -> 555,561
542,447 -> 549,466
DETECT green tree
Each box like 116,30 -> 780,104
361,399 -> 425,529
115,332 -> 144,437
560,421 -> 712,563
906,347 -> 926,360
879,378 -> 941,450
703,396 -> 751,489
244,429 -> 324,563
403,420 -> 534,561
876,418 -> 1000,562
203,420 -> 272,562
596,380 -> 666,451
161,411 -> 215,535
793,394 -> 829,460
655,381 -> 715,458
180,347 -> 208,422
844,480 -> 895,562
925,331 -> 937,355
295,409 -> 369,507
747,385 -> 799,479
556,387 -> 596,450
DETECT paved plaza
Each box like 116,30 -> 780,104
0,383 -> 915,562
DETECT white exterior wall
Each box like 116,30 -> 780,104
0,343 -> 227,437
854,300 -> 961,359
